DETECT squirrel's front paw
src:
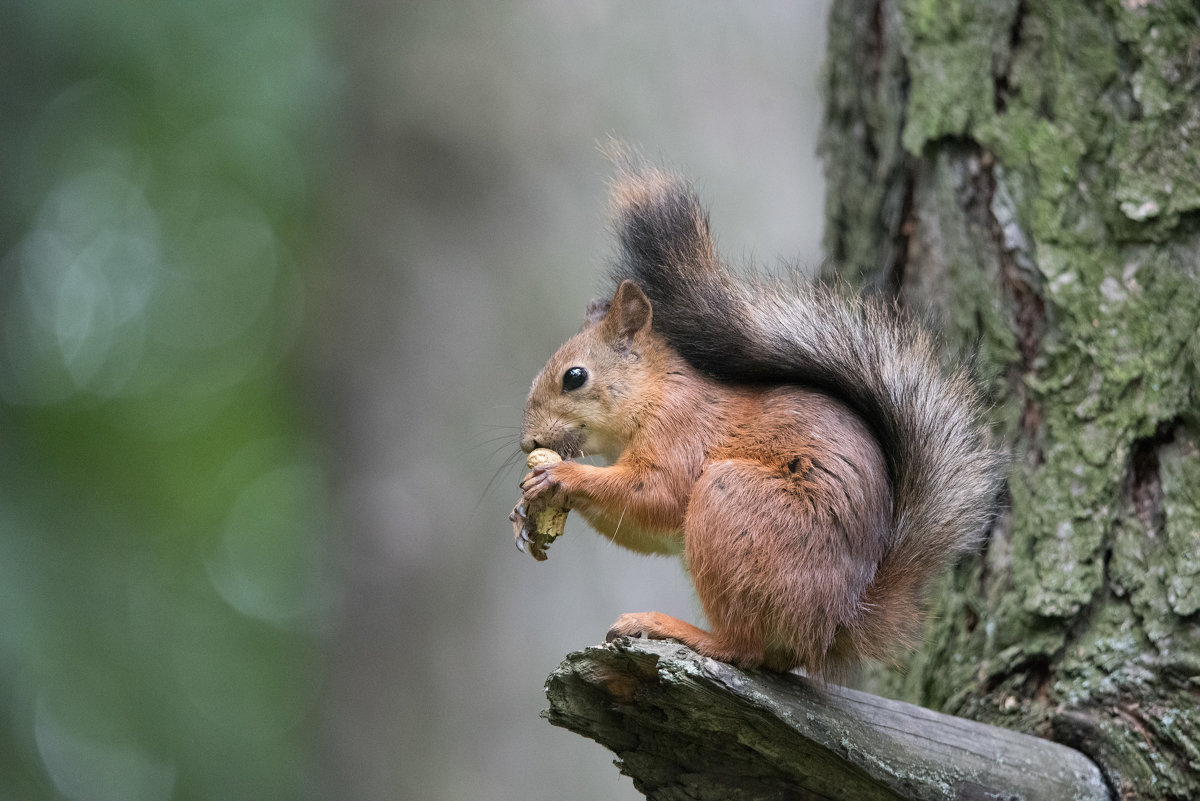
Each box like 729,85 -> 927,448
520,462 -> 573,508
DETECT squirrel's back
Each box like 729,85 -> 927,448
606,157 -> 1006,663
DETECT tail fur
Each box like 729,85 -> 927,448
606,157 -> 1006,661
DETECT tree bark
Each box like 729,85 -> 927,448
822,1 -> 1200,799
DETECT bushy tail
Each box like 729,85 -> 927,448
607,159 -> 1006,660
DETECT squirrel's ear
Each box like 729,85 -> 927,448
583,297 -> 611,329
601,279 -> 652,353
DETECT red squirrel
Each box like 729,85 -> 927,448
516,160 -> 1004,679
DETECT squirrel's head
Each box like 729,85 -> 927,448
521,280 -> 662,463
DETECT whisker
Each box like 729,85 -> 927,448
610,504 -> 628,547
472,438 -> 522,458
471,449 -> 525,518
468,427 -> 522,449
481,439 -> 521,463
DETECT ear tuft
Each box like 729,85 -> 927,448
583,297 -> 611,329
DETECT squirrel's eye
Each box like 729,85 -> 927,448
562,366 -> 588,392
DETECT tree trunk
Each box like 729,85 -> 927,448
822,1 -> 1200,798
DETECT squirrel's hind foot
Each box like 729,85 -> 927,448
605,611 -> 763,669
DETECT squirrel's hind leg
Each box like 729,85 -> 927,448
682,457 -> 881,677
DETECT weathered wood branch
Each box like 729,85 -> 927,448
544,639 -> 1111,801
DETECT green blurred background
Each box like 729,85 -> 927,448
0,2 -> 829,798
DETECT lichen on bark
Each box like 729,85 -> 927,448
822,0 -> 1200,797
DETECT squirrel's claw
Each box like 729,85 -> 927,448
515,524 -> 533,551
511,502 -> 539,555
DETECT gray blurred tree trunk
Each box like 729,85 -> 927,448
823,0 -> 1200,798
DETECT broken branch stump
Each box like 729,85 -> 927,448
543,639 -> 1111,801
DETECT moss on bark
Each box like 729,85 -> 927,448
823,0 -> 1200,797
